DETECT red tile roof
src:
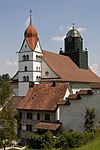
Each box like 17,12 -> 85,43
42,50 -> 100,83
16,83 -> 69,111
78,90 -> 93,95
90,83 -> 100,89
35,122 -> 61,131
68,94 -> 81,100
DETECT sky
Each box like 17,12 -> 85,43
0,0 -> 100,77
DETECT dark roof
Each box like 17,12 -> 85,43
35,122 -> 61,131
16,83 -> 69,111
42,50 -> 100,83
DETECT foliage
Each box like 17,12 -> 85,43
0,73 -> 10,84
0,81 -> 12,106
28,129 -> 100,150
0,99 -> 17,146
0,80 -> 17,148
84,107 -> 96,132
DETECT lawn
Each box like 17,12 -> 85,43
73,135 -> 100,150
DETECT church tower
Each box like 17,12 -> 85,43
60,25 -> 88,69
18,10 -> 43,96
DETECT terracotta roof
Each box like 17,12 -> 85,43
90,83 -> 100,89
16,83 -> 69,111
78,90 -> 93,95
35,122 -> 61,131
11,96 -> 24,109
42,50 -> 100,83
68,94 -> 81,100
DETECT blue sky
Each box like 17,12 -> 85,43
0,0 -> 100,77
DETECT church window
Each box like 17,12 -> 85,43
36,66 -> 38,71
45,71 -> 49,76
26,76 -> 29,81
23,76 -> 26,81
26,55 -> 29,60
22,55 -> 26,61
25,45 -> 27,48
39,67 -> 41,71
24,66 -> 27,71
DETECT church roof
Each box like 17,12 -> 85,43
42,50 -> 100,83
16,83 -> 69,111
24,14 -> 38,50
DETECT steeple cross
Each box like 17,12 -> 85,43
29,9 -> 32,16
72,23 -> 74,29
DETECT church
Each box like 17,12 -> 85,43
11,12 -> 100,142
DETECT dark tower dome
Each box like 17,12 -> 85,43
66,28 -> 81,38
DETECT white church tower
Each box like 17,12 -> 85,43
18,10 -> 43,96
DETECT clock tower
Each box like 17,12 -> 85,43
60,25 -> 88,69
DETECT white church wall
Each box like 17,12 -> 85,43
59,88 -> 100,132
42,59 -> 59,78
19,82 -> 29,96
20,40 -> 32,52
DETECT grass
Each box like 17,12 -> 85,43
73,135 -> 100,150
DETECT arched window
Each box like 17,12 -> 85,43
26,76 -> 29,81
26,55 -> 29,61
23,76 -> 26,81
36,67 -> 38,71
24,66 -> 27,71
22,55 -> 26,61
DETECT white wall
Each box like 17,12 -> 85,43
59,88 -> 100,132
19,82 -> 29,96
42,59 -> 59,78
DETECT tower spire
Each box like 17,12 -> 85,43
29,9 -> 32,25
72,23 -> 74,29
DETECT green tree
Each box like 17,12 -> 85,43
0,81 -> 17,149
84,107 -> 96,132
0,81 -> 12,106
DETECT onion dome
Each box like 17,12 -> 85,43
66,28 -> 81,38
24,11 -> 38,50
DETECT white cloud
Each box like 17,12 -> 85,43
5,60 -> 17,67
59,25 -> 66,30
51,35 -> 65,42
90,63 -> 100,75
24,15 -> 30,27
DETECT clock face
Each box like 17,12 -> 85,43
68,36 -> 72,42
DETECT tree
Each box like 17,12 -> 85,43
0,81 -> 17,149
0,81 -> 12,106
84,107 -> 96,131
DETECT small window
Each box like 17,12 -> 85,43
26,55 -> 29,60
24,66 -> 27,71
25,45 -> 27,48
45,71 -> 49,76
22,55 -> 26,61
27,112 -> 32,119
26,76 -> 29,81
45,114 -> 50,121
36,67 -> 38,71
23,76 -> 26,81
26,124 -> 32,131
37,113 -> 40,120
